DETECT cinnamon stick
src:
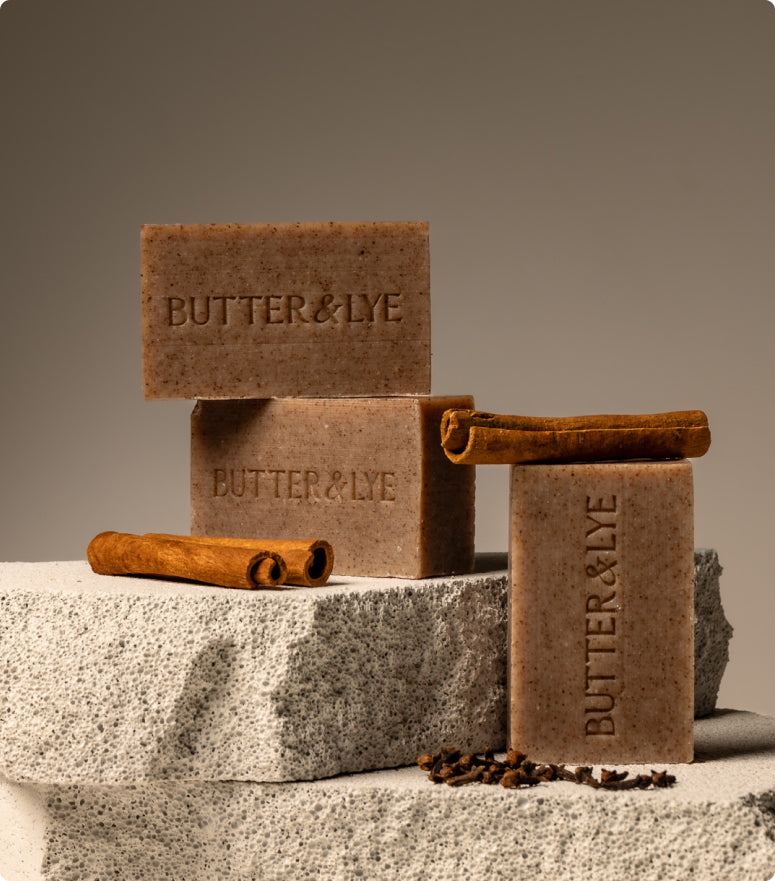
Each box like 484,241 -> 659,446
440,409 -> 710,465
145,535 -> 334,587
87,532 -> 287,589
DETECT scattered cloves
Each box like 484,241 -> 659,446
417,747 -> 677,792
553,765 -> 578,783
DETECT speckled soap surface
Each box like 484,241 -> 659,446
510,460 -> 695,764
1,712 -> 773,881
141,221 -> 431,399
191,395 -> 475,578
0,554 -> 728,786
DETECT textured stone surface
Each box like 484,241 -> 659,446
0,559 -> 506,784
694,548 -> 733,717
141,221 -> 431,399
0,553 -> 729,786
191,395 -> 476,578
1,711 -> 774,881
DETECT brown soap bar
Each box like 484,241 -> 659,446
191,396 -> 475,578
509,460 -> 694,764
141,222 -> 430,399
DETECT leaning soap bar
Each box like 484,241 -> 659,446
141,222 -> 430,399
509,460 -> 694,764
191,396 -> 475,578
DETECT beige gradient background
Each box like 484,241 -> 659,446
0,0 -> 773,718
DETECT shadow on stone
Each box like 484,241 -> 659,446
694,710 -> 775,762
148,638 -> 239,776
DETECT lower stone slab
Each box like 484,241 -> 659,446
1,711 -> 773,881
0,552 -> 729,785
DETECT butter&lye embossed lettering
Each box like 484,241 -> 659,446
142,221 -> 430,399
584,495 -> 619,738
191,396 -> 474,578
165,292 -> 404,327
212,467 -> 397,502
441,409 -> 711,765
509,459 -> 695,764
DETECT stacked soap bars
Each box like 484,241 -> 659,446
141,222 -> 474,578
441,408 -> 712,764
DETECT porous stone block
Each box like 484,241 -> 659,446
0,560 -> 505,785
509,460 -> 695,764
141,221 -> 431,399
694,548 -> 733,717
191,395 -> 475,578
1,711 -> 773,881
0,553 -> 729,787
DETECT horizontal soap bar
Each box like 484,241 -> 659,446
441,409 -> 710,464
509,460 -> 694,764
191,396 -> 475,578
141,222 -> 431,399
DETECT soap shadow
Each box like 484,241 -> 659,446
195,399 -> 269,449
320,552 -> 509,587
473,552 -> 508,573
693,709 -> 775,762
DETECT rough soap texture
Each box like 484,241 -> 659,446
510,460 -> 695,764
1,712 -> 773,881
0,555 -> 728,788
141,221 -> 431,399
191,396 -> 475,578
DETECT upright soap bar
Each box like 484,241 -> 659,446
141,222 -> 430,399
191,396 -> 475,578
509,460 -> 694,764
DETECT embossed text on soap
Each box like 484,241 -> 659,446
166,293 -> 404,327
212,467 -> 397,502
141,221 -> 431,398
584,495 -> 619,737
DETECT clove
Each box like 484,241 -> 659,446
417,747 -> 677,792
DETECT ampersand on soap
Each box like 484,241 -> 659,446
313,295 -> 342,323
585,556 -> 618,585
325,470 -> 347,500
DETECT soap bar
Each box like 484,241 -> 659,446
141,222 -> 430,399
509,460 -> 694,764
191,396 -> 475,578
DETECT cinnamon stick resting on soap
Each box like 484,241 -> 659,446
146,535 -> 334,587
87,532 -> 287,589
440,409 -> 710,465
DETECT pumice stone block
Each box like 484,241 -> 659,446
509,460 -> 695,765
0,560 -> 505,785
141,221 -> 431,399
0,552 -> 727,787
1,712 -> 774,881
694,548 -> 733,717
191,395 -> 475,578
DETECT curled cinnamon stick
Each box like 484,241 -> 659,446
440,409 -> 711,465
87,532 -> 287,589
145,535 -> 334,587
